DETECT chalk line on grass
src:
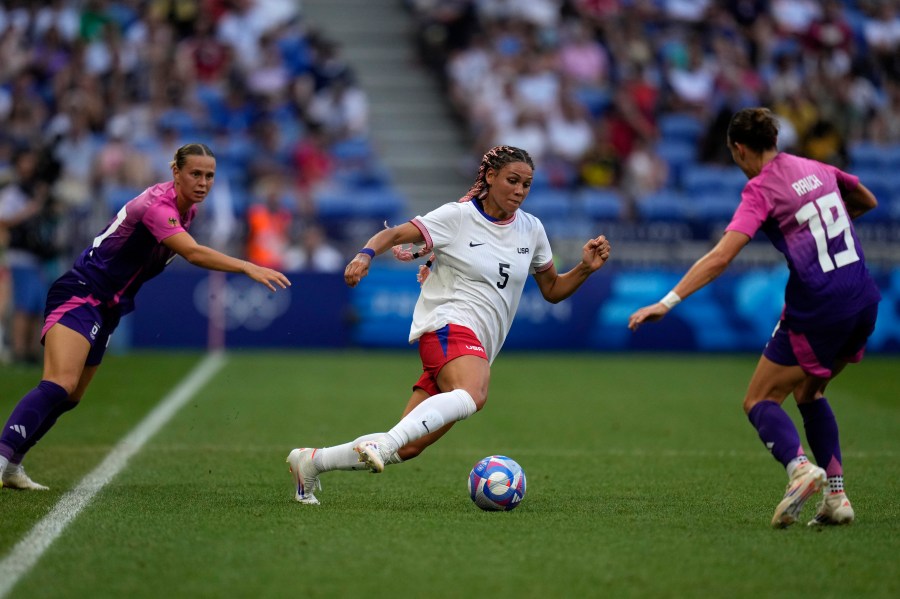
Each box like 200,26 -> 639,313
0,352 -> 226,598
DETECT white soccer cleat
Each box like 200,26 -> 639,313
286,448 -> 321,505
1,464 -> 50,491
354,440 -> 387,473
771,462 -> 826,528
808,491 -> 855,526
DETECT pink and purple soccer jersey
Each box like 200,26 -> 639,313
41,181 -> 195,362
71,181 -> 196,308
726,153 -> 880,327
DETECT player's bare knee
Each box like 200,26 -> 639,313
742,395 -> 775,414
741,396 -> 757,415
469,389 -> 488,412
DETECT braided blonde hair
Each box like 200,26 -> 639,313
459,145 -> 535,202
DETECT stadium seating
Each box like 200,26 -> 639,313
689,193 -> 739,224
523,189 -> 577,220
681,164 -> 746,197
634,190 -> 691,221
654,138 -> 697,188
580,188 -> 625,221
658,113 -> 705,144
314,185 -> 406,224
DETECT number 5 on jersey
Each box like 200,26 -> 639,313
497,263 -> 510,289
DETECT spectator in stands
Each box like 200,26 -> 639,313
546,92 -> 595,166
493,110 -> 548,165
92,115 -> 155,212
49,106 -> 97,212
0,146 -> 61,365
665,36 -> 718,115
771,0 -> 822,36
629,107 -> 880,528
284,222 -> 343,273
292,123 -> 333,194
606,82 -> 657,159
772,89 -> 820,151
245,175 -> 293,270
806,0 -> 854,57
513,51 -> 562,116
862,1 -> 900,81
307,73 -> 369,143
0,143 -> 291,491
555,19 -> 610,90
579,117 -> 621,188
174,12 -> 233,86
803,117 -> 848,168
866,79 -> 900,143
622,137 -> 669,200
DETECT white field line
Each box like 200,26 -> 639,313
0,352 -> 226,598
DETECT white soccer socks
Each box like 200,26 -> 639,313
384,388 -> 477,450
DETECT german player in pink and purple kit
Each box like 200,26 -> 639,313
0,143 -> 290,491
629,108 -> 881,528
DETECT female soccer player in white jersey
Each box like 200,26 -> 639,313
287,145 -> 611,504
628,108 -> 880,528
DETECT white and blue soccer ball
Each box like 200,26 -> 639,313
468,455 -> 526,511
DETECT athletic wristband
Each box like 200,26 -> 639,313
358,248 -> 375,259
660,291 -> 682,309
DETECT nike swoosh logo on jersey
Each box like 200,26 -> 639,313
469,242 -> 485,247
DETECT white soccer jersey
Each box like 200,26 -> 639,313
408,200 -> 554,363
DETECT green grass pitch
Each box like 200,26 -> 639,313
1,351 -> 898,598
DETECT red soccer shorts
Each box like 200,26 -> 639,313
413,324 -> 487,396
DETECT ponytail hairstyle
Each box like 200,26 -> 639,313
459,145 -> 535,202
726,108 -> 778,153
170,143 -> 216,170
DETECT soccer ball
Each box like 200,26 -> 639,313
468,455 -> 526,511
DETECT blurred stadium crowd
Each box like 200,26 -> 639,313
0,0 -> 899,362
411,0 -> 900,248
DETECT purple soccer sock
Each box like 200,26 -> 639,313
798,398 -> 843,477
0,380 -> 69,461
747,400 -> 806,468
10,399 -> 79,464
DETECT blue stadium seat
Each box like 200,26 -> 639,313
682,164 -> 746,196
523,189 -> 575,220
658,113 -> 704,143
849,141 -> 888,170
634,190 -> 690,221
332,159 -> 392,189
314,185 -> 406,221
883,144 -> 900,170
854,168 -> 891,198
580,188 -> 624,220
689,193 -> 738,223
329,137 -> 374,162
572,86 -> 611,117
655,138 -> 697,188
539,214 -> 597,241
851,169 -> 895,222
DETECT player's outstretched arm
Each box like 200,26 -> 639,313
344,222 -> 423,287
534,235 -> 610,304
841,181 -> 878,220
163,231 -> 291,292
628,231 -> 749,331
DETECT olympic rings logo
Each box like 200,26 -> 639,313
193,275 -> 292,331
